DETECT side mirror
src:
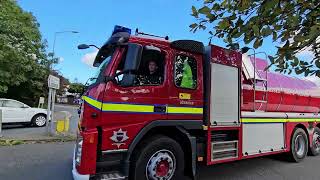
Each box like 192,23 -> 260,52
78,44 -> 90,50
22,105 -> 29,108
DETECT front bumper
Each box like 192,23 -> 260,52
72,146 -> 90,180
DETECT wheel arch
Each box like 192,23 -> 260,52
32,113 -> 47,119
125,120 -> 202,179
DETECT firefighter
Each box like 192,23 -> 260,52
136,60 -> 163,85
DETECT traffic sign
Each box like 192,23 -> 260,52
48,75 -> 60,89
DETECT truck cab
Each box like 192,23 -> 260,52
74,26 -> 206,180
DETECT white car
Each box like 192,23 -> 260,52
0,98 -> 47,127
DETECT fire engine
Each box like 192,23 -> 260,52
72,25 -> 320,180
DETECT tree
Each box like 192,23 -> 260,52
0,0 -> 54,106
68,83 -> 85,94
190,0 -> 320,76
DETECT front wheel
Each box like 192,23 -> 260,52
130,135 -> 184,180
31,114 -> 47,127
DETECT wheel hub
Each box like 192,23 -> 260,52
146,150 -> 176,180
295,134 -> 305,157
156,161 -> 170,177
35,116 -> 46,126
313,132 -> 320,151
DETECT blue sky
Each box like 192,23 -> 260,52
18,0 -> 313,83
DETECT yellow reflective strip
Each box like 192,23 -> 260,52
83,96 -> 102,109
241,118 -> 287,123
102,103 -> 154,112
287,119 -> 319,122
167,107 -> 203,114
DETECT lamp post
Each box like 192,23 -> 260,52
52,31 -> 79,58
49,31 -> 79,69
47,30 -> 78,135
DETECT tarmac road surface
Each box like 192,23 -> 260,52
1,142 -> 320,180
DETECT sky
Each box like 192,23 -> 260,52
18,0 -> 316,84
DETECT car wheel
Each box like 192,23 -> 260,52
32,114 -> 47,127
309,127 -> 320,156
288,128 -> 308,162
130,135 -> 184,180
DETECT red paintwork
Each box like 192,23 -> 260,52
77,129 -> 98,175
77,32 -> 320,175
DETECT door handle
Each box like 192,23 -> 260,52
154,106 -> 166,113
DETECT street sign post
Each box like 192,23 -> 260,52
47,75 -> 60,135
38,97 -> 45,108
0,109 -> 2,138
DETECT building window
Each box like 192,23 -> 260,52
174,55 -> 197,89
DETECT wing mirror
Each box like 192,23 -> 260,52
77,44 -> 90,49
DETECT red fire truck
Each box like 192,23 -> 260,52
72,26 -> 320,180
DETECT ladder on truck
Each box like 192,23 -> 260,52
242,53 -> 268,111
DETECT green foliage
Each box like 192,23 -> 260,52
191,0 -> 320,77
0,0 -> 54,106
68,83 -> 85,94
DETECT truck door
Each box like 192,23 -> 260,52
168,51 -> 203,120
101,44 -> 169,150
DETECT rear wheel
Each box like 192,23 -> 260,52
31,114 -> 47,127
288,128 -> 308,162
130,135 -> 184,180
309,127 -> 320,156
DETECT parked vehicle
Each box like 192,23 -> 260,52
72,26 -> 320,180
0,98 -> 47,127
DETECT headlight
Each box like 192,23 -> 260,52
75,137 -> 83,165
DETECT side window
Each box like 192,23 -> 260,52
134,47 -> 165,86
0,100 -> 3,107
174,55 -> 197,89
3,100 -> 24,108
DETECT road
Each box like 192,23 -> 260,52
1,142 -> 320,180
1,104 -> 79,139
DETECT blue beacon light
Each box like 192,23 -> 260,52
112,25 -> 131,35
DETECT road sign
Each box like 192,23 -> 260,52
39,97 -> 45,104
48,75 -> 60,89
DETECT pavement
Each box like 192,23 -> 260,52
0,142 -> 320,180
0,104 -> 79,140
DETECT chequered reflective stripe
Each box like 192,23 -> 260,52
82,96 -> 203,114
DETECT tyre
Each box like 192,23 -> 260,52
130,135 -> 184,180
288,128 -> 308,162
309,127 -> 320,156
31,114 -> 47,127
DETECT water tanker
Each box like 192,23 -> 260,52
242,55 -> 320,113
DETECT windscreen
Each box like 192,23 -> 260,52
86,48 -> 115,86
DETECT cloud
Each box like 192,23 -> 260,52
59,57 -> 64,63
296,46 -> 315,59
305,76 -> 320,86
295,37 -> 319,60
81,50 -> 98,67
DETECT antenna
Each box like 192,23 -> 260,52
135,28 -> 169,40
208,37 -> 212,45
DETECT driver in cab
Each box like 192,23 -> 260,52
136,60 -> 162,85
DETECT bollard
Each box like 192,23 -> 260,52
53,111 -> 71,135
